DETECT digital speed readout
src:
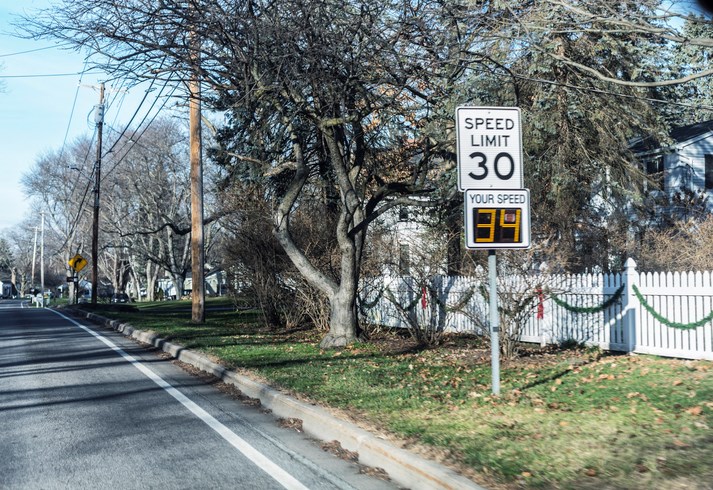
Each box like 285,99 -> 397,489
473,208 -> 521,243
464,189 -> 530,249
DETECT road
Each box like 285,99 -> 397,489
0,300 -> 395,490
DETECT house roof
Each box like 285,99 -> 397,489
669,119 -> 713,144
631,119 -> 713,154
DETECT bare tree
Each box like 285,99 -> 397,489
101,119 -> 195,299
25,0 -> 713,346
21,137 -> 100,298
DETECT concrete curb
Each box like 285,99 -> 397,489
74,309 -> 485,490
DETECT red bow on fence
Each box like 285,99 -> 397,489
537,287 -> 545,320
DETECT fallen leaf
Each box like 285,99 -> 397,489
673,439 -> 690,448
559,421 -> 570,427
585,468 -> 597,477
673,379 -> 684,386
521,472 -> 532,478
686,406 -> 703,416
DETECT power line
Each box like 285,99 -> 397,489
58,60 -> 91,163
99,57 -> 170,157
52,73 -> 168,256
0,71 -> 87,78
102,81 -> 180,180
53,128 -> 98,256
0,43 -> 74,57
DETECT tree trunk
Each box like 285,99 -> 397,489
144,263 -> 154,301
320,285 -> 359,348
171,275 -> 185,300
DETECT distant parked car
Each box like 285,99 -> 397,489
78,292 -> 91,304
111,293 -> 130,304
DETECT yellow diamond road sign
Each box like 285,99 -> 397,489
68,254 -> 88,272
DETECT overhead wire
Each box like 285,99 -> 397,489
51,56 -> 98,256
53,128 -> 99,256
0,42 -> 74,57
53,59 -> 172,255
0,71 -> 90,78
102,79 -> 181,181
58,58 -> 91,164
99,56 -> 170,157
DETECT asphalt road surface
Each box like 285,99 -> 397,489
0,301 -> 396,490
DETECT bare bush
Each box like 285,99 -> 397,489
637,214 -> 713,271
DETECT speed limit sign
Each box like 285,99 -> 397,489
456,106 -> 523,191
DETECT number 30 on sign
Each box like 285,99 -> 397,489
464,189 -> 531,249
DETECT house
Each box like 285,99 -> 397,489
0,278 -> 15,298
181,268 -> 228,298
632,119 -> 713,221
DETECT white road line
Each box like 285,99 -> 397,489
49,309 -> 309,490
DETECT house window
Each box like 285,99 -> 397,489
705,155 -> 713,190
398,244 -> 410,275
645,156 -> 664,190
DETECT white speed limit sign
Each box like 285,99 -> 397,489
456,106 -> 523,191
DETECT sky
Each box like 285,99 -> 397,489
0,0 -> 168,233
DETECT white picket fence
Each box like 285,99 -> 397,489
360,258 -> 713,360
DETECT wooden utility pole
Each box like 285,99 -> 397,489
31,226 -> 38,294
91,82 -> 105,305
40,211 -> 45,307
189,44 -> 205,323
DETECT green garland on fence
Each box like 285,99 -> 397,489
632,284 -> 713,330
360,283 -> 477,314
384,288 -> 422,311
550,284 -> 625,314
431,286 -> 477,313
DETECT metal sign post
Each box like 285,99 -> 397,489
457,106 -> 531,396
489,250 -> 500,395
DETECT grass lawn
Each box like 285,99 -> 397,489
73,299 -> 713,489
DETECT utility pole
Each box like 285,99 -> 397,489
91,82 -> 105,305
189,49 -> 205,323
40,211 -> 45,307
31,226 -> 38,295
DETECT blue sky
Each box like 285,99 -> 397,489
0,1 -> 167,233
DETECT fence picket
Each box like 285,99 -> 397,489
360,261 -> 713,360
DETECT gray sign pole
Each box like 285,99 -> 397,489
489,250 -> 500,395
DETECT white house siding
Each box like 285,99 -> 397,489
664,132 -> 713,211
